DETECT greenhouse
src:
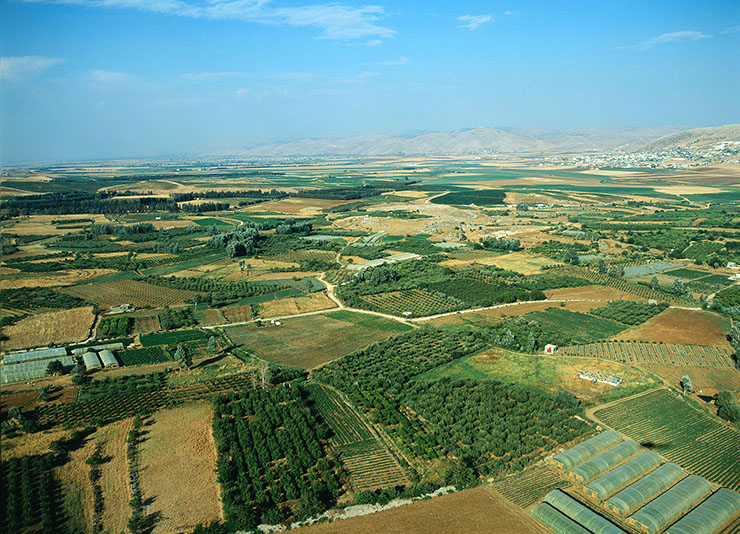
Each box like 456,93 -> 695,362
3,347 -> 68,365
551,429 -> 622,470
570,440 -> 641,484
585,451 -> 662,500
629,475 -> 713,534
531,503 -> 592,534
665,488 -> 740,534
72,342 -> 125,355
83,351 -> 102,370
606,463 -> 685,516
98,349 -> 119,368
1,356 -> 75,384
543,490 -> 626,534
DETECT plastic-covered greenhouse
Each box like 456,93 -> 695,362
543,490 -> 626,534
552,430 -> 622,470
83,351 -> 102,370
3,347 -> 68,365
629,475 -> 712,534
99,349 -> 119,368
585,451 -> 661,500
606,463 -> 684,516
1,356 -> 75,384
665,488 -> 740,534
531,503 -> 592,534
570,440 -> 641,483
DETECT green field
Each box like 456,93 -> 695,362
224,310 -> 411,369
117,346 -> 171,366
139,329 -> 208,347
525,308 -> 627,343
430,189 -> 506,206
193,218 -> 231,226
594,388 -> 740,490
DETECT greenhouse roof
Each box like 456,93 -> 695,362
83,351 -> 102,369
3,347 -> 67,365
665,488 -> 740,534
1,356 -> 75,384
585,451 -> 661,501
606,462 -> 684,516
531,503 -> 592,534
543,490 -> 626,534
552,430 -> 622,470
99,350 -> 118,367
629,475 -> 712,534
570,440 -> 641,483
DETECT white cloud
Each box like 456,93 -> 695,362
0,55 -> 63,81
88,69 -> 135,84
385,56 -> 409,66
235,87 -> 249,96
457,14 -> 492,30
721,25 -> 740,34
504,10 -> 514,15
21,0 -> 395,40
365,39 -> 383,46
621,30 -> 712,50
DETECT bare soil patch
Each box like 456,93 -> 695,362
611,308 -> 730,345
0,269 -> 116,289
428,300 -> 599,327
296,486 -> 548,534
139,403 -> 222,533
2,306 -> 95,350
259,292 -> 337,317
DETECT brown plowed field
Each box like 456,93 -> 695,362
295,486 -> 549,534
611,308 -> 730,345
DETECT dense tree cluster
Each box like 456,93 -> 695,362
1,454 -> 64,534
98,316 -> 133,337
158,307 -> 196,330
480,318 -> 573,352
206,226 -> 259,257
1,192 -> 178,216
212,386 -> 342,529
590,300 -> 668,325
0,287 -> 88,310
77,372 -> 169,402
476,237 -> 521,252
146,276 -> 289,302
716,390 -> 740,422
171,190 -> 287,202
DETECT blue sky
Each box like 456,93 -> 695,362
1,0 -> 738,162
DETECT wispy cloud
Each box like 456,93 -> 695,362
21,0 -> 395,40
620,30 -> 712,50
457,14 -> 493,30
503,10 -> 514,15
721,25 -> 740,34
385,56 -> 409,66
88,69 -> 135,84
0,55 -> 63,81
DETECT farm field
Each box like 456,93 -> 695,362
524,308 -> 627,343
468,251 -> 558,275
560,341 -> 736,367
258,291 -> 337,317
265,249 -> 336,262
362,288 -> 462,317
224,311 -> 412,369
641,364 -> 740,399
295,486 -> 549,534
1,306 -> 95,350
425,299 -> 600,327
307,384 -> 407,491
418,348 -> 659,397
610,308 -> 730,345
139,403 -> 222,533
133,313 -> 161,334
490,463 -> 572,509
117,346 -> 171,366
58,279 -> 196,308
593,388 -> 740,490
221,304 -> 253,323
544,284 -> 645,301
195,307 -> 226,325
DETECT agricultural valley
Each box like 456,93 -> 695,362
3,151 -> 740,534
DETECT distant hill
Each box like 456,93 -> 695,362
634,124 -> 740,152
227,126 -> 685,157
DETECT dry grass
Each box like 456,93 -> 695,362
470,252 -> 559,275
611,308 -> 730,345
247,198 -> 354,214
544,285 -> 646,301
1,306 -> 95,350
139,403 -> 222,533
222,305 -> 253,323
296,486 -> 549,534
59,280 -> 196,308
0,269 -> 117,289
427,300 -> 599,327
642,364 -> 740,397
6,214 -> 109,235
259,292 -> 337,317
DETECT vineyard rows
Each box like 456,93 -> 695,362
267,249 -> 336,262
490,463 -> 572,508
324,269 -> 355,285
560,342 -> 735,368
306,383 -> 407,491
117,346 -> 171,366
594,388 -> 740,490
59,280 -> 196,308
222,305 -> 253,323
362,289 -> 462,317
546,266 -> 695,305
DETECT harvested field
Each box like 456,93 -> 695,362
259,292 -> 337,317
1,306 -> 95,350
426,300 -> 600,327
611,308 -> 730,345
0,269 -> 116,289
266,249 -> 336,262
253,271 -> 321,280
561,342 -> 736,368
295,486 -> 549,534
59,280 -> 196,308
250,198 -> 354,214
491,463 -> 572,509
641,365 -> 740,396
133,314 -> 161,334
475,251 -> 561,275
197,308 -> 226,325
544,285 -> 645,301
139,403 -> 222,533
224,311 -> 411,369
222,305 -> 253,323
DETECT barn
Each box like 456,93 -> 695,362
545,344 -> 558,354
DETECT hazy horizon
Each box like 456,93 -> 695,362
1,0 -> 738,163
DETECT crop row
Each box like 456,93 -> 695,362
1,454 -> 63,534
338,440 -> 408,491
59,280 -> 196,308
267,249 -> 336,262
117,346 -> 171,366
490,463 -> 572,508
560,341 -> 735,368
594,388 -> 740,490
306,384 -> 372,446
547,265 -> 695,305
362,289 -> 462,317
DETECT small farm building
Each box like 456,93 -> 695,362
545,344 -> 558,354
99,349 -> 119,368
83,351 -> 102,370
